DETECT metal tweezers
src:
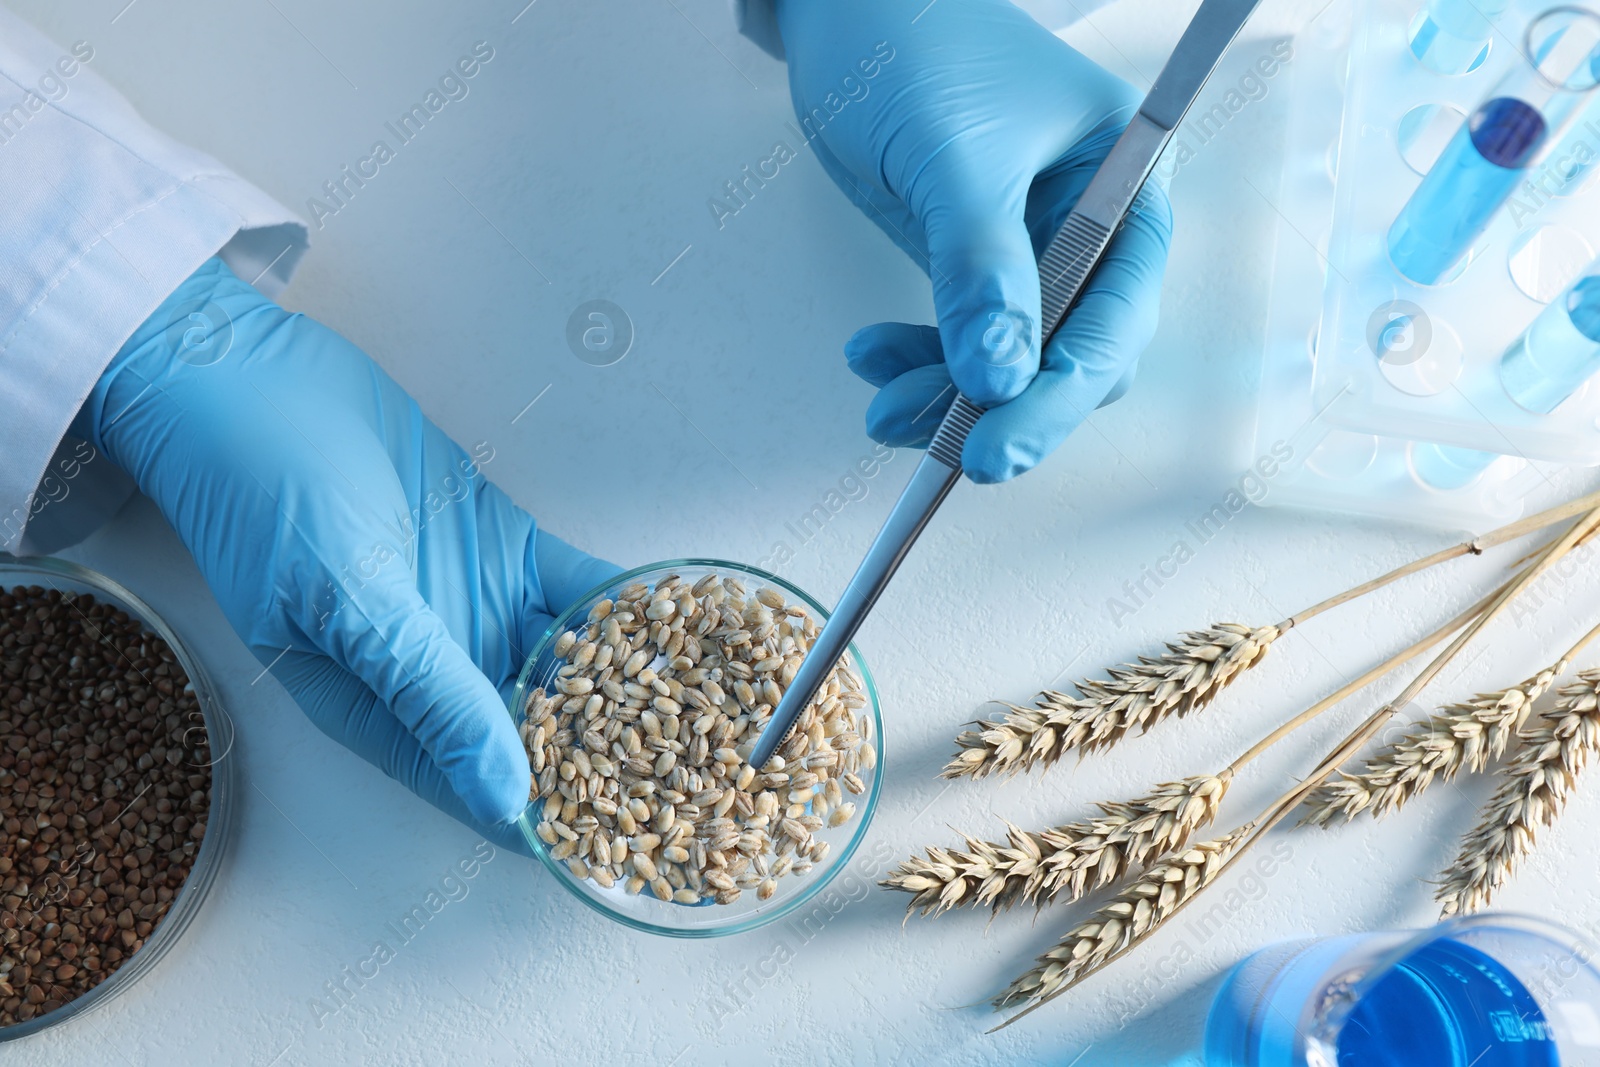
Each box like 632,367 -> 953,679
748,0 -> 1267,771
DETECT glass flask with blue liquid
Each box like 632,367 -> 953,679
1388,9 -> 1600,286
1411,268 -> 1600,488
1204,913 -> 1600,1066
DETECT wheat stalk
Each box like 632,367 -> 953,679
1303,664 -> 1564,825
1437,668 -> 1600,918
906,593 -> 1497,923
944,491 -> 1600,782
882,773 -> 1229,917
991,826 -> 1252,1025
987,507 -> 1600,1025
944,625 -> 1279,778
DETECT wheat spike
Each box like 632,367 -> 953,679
945,624 -> 1279,779
882,774 -> 1230,917
1304,663 -> 1563,825
992,826 -> 1252,1024
1436,669 -> 1600,918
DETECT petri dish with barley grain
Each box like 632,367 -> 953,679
509,559 -> 884,938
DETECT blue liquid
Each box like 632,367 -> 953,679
1570,277 -> 1600,339
1208,937 -> 1361,1065
1388,99 -> 1549,285
1411,278 -> 1600,489
1337,939 -> 1558,1067
1501,275 -> 1600,411
1411,441 -> 1497,490
1471,99 -> 1548,168
1206,936 -> 1561,1066
1409,0 -> 1509,74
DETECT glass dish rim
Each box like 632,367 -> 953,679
0,554 -> 237,1042
509,556 -> 884,939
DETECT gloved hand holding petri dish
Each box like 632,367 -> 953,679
75,258 -> 621,851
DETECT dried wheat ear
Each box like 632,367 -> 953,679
1436,669 -> 1600,918
944,625 -> 1278,778
902,492 -> 1600,1025
882,774 -> 1228,916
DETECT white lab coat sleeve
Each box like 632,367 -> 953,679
0,6 -> 308,556
731,0 -> 1115,60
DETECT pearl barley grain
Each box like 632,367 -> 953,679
522,572 -> 870,907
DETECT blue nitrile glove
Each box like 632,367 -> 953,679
774,0 -> 1173,483
74,258 -> 620,851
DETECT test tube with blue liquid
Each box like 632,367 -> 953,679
1411,266 -> 1600,488
1408,0 -> 1510,75
1205,912 -> 1600,1066
1388,8 -> 1600,286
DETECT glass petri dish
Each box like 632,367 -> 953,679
0,555 -> 235,1041
508,558 -> 883,938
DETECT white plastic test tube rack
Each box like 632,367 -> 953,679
1251,0 -> 1600,530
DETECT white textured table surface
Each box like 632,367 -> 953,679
9,0 -> 1600,1064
